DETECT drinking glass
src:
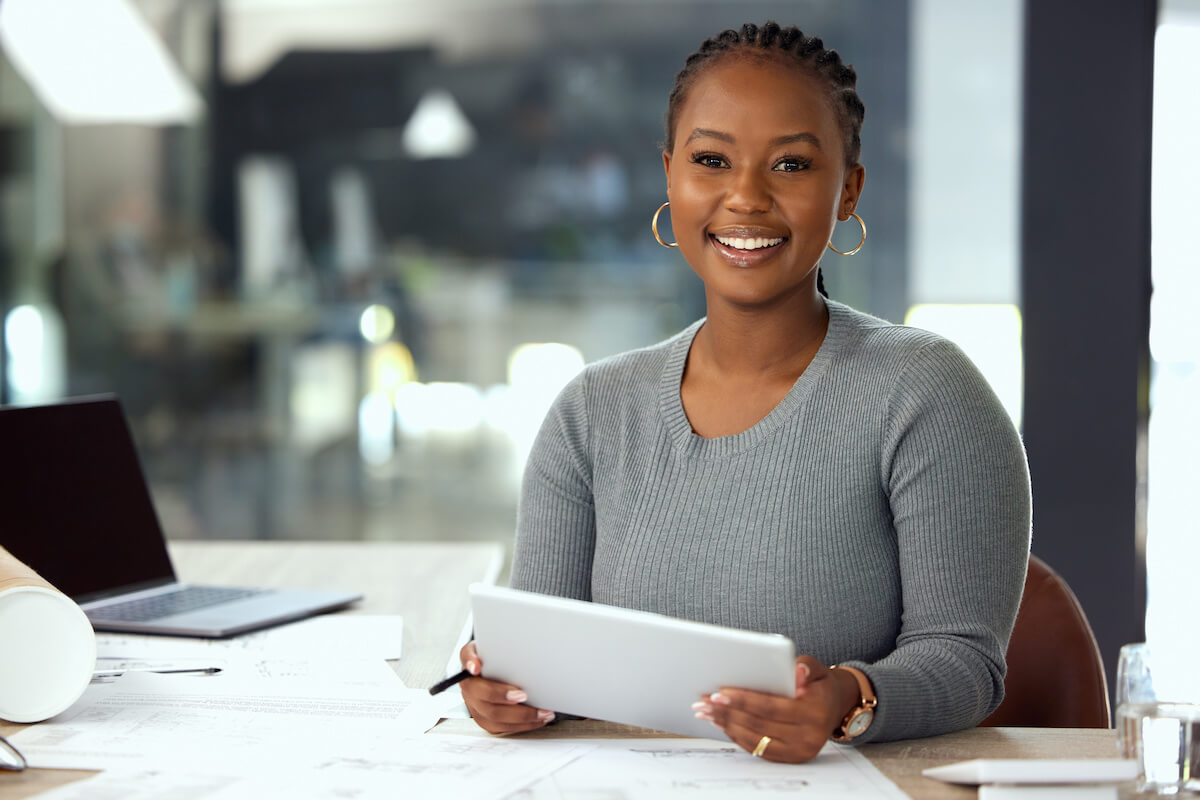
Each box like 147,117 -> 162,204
1116,642 -> 1200,795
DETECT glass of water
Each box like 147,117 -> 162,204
1116,642 -> 1200,795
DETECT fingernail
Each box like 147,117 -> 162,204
506,690 -> 527,703
710,692 -> 731,706
691,701 -> 712,714
694,710 -> 714,722
466,660 -> 479,676
537,709 -> 555,722
797,663 -> 810,682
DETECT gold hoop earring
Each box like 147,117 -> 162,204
651,201 -> 678,248
826,212 -> 866,256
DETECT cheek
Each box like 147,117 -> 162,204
787,195 -> 841,239
667,181 -> 717,241
666,198 -> 709,266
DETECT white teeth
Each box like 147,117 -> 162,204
714,235 -> 783,251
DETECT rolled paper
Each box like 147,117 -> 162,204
0,545 -> 96,723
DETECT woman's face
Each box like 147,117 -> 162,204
663,55 -> 865,310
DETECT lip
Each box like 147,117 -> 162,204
707,229 -> 788,268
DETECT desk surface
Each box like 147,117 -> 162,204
434,719 -> 1120,800
0,541 -> 1122,800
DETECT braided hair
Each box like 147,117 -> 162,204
665,22 -> 865,167
664,23 -> 866,298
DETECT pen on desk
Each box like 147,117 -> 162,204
428,669 -> 471,695
92,667 -> 223,678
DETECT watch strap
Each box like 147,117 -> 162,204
831,665 -> 877,742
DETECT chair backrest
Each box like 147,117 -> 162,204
980,554 -> 1111,728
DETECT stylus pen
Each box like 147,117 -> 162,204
428,669 -> 471,695
92,667 -> 223,678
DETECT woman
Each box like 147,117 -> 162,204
460,21 -> 1031,764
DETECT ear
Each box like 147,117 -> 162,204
662,150 -> 673,195
838,164 -> 866,219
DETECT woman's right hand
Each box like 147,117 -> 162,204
458,641 -> 556,734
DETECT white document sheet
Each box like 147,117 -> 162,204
500,737 -> 909,799
94,614 -> 404,662
92,657 -> 407,685
29,736 -> 592,800
10,667 -> 438,771
436,609 -> 477,719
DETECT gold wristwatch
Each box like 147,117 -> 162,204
831,665 -> 877,742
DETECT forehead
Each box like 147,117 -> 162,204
675,54 -> 840,144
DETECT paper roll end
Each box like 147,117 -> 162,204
0,586 -> 96,723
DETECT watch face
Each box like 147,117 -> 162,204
846,708 -> 874,737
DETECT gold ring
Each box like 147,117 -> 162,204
751,735 -> 771,758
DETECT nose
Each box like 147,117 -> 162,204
724,167 -> 772,215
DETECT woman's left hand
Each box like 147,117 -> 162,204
691,655 -> 862,763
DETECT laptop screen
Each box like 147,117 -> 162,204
0,395 -> 177,603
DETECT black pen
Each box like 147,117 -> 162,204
92,667 -> 224,678
428,669 -> 471,695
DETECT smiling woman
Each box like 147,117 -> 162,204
458,21 -> 1032,765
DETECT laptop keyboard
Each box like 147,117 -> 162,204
94,586 -> 268,622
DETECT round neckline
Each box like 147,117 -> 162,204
658,299 -> 849,458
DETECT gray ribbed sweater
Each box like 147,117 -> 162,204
511,300 -> 1031,744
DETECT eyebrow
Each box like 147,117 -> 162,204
684,128 -> 823,150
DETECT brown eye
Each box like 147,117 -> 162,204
773,157 -> 811,173
691,153 -> 729,169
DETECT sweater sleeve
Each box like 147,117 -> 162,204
510,373 -> 597,601
847,337 -> 1032,743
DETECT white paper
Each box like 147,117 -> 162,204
28,767 -> 251,800
501,738 -> 909,799
30,736 -> 592,800
432,683 -> 472,719
91,656 -> 405,688
11,668 -> 437,771
94,614 -> 403,662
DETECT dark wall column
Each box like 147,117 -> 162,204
1020,0 -> 1155,707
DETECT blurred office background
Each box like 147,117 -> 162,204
0,0 -> 1021,539
0,0 -> 1194,691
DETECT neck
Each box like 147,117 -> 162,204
694,292 -> 830,379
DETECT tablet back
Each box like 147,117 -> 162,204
469,584 -> 796,740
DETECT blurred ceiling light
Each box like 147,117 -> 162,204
367,341 -> 416,395
358,391 -> 396,466
359,304 -> 395,344
5,303 -> 65,403
508,343 -> 585,395
0,0 -> 203,124
401,88 -> 475,159
394,381 -> 484,436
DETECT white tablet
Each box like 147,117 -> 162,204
468,584 -> 796,740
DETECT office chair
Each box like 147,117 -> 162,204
980,554 -> 1111,728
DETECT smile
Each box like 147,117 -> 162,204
712,235 -> 784,251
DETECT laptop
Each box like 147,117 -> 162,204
0,395 -> 362,637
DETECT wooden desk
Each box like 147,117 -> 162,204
0,541 -> 1124,799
